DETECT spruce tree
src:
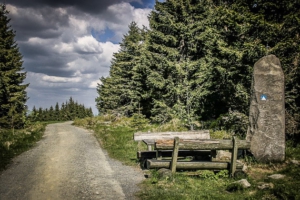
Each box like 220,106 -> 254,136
268,0 -> 300,136
96,22 -> 145,116
0,4 -> 28,128
145,0 -> 213,126
55,102 -> 60,121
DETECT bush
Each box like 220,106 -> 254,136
208,110 -> 248,139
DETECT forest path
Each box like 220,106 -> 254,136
0,121 -> 144,200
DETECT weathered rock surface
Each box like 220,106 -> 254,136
234,179 -> 251,188
157,168 -> 172,179
247,55 -> 285,162
268,174 -> 285,180
212,150 -> 232,161
290,160 -> 300,166
227,179 -> 251,192
257,182 -> 274,190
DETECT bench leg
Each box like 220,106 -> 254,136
147,144 -> 154,151
230,136 -> 238,177
170,137 -> 180,173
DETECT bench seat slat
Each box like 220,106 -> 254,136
134,130 -> 210,141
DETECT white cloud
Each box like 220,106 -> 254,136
42,75 -> 82,83
89,80 -> 102,88
133,8 -> 152,28
74,35 -> 103,54
7,1 -> 152,114
101,2 -> 151,41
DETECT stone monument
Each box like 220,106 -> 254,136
246,55 -> 285,162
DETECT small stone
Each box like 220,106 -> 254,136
234,179 -> 251,188
227,179 -> 251,192
242,164 -> 248,172
268,174 -> 285,180
157,168 -> 172,179
257,182 -> 274,190
216,150 -> 232,161
291,160 -> 300,166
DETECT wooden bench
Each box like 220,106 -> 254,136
134,130 -> 210,150
134,131 -> 211,165
153,137 -> 250,176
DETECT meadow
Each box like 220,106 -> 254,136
73,115 -> 300,200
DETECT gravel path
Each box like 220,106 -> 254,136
0,121 -> 145,200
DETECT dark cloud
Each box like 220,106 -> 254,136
7,0 -> 138,14
4,0 -> 152,114
8,6 -> 68,41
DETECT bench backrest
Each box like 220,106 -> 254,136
155,138 -> 250,150
134,130 -> 210,142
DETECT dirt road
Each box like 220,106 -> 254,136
0,122 -> 144,200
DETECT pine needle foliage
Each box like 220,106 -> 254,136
96,22 -> 147,116
28,97 -> 93,122
0,4 -> 28,129
96,0 -> 300,136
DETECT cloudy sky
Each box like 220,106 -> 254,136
5,0 -> 157,115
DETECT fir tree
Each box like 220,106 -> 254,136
145,0 -> 211,126
55,102 -> 60,121
0,4 -> 28,128
96,22 -> 145,116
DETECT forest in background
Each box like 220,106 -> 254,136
28,97 -> 93,122
0,4 -> 92,127
96,0 -> 300,138
1,0 -> 300,139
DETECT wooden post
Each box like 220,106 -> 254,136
230,136 -> 238,177
148,144 -> 153,151
170,137 -> 180,173
146,160 -> 244,170
156,150 -> 162,160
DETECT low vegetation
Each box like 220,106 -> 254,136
74,115 -> 300,200
0,122 -> 47,171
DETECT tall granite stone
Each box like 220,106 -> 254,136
246,55 -> 285,162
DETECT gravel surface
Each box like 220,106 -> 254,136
0,121 -> 145,200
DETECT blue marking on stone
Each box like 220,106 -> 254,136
260,94 -> 267,100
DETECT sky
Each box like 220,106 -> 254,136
4,0 -> 157,115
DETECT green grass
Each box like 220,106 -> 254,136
137,164 -> 300,200
0,122 -> 47,171
73,116 -> 300,200
93,124 -> 141,165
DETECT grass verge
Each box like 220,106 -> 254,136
0,122 -> 48,171
73,116 -> 300,200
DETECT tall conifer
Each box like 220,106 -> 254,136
96,22 -> 145,116
0,4 -> 28,128
146,0 -> 194,124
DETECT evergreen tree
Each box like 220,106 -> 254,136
60,102 -> 67,121
0,4 -> 28,128
95,0 -> 300,136
37,107 -> 43,121
55,102 -> 60,121
28,105 -> 38,122
86,107 -> 93,117
145,0 -> 213,126
189,0 -> 253,120
96,22 -> 145,116
48,106 -> 54,121
261,0 -> 300,135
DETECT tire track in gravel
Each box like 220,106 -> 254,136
0,121 -> 145,200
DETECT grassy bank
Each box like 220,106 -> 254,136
74,116 -> 300,200
0,122 -> 47,171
